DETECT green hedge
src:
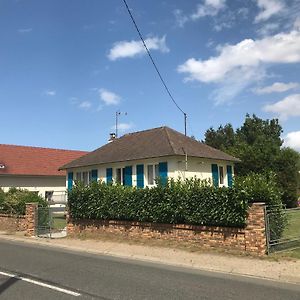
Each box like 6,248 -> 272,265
0,188 -> 47,215
68,178 -> 249,227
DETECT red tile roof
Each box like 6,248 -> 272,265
0,144 -> 88,176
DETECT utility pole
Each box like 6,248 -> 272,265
115,111 -> 127,138
184,113 -> 187,136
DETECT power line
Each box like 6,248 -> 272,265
122,0 -> 187,136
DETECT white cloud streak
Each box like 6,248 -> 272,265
18,28 -> 32,33
263,93 -> 300,120
191,0 -> 226,19
99,88 -> 121,105
283,131 -> 300,151
108,36 -> 169,61
78,101 -> 92,110
44,90 -> 56,96
254,0 -> 285,23
255,82 -> 300,94
111,122 -> 134,133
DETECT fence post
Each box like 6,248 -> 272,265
25,203 -> 38,237
245,203 -> 267,255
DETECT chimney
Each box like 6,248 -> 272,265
108,132 -> 116,142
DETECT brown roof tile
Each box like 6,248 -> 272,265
60,126 -> 239,170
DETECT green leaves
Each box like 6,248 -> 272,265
68,178 -> 249,227
0,188 -> 47,215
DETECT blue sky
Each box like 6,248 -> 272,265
1,0 -> 300,151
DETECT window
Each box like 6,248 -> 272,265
45,191 -> 54,202
116,168 -> 122,184
82,171 -> 89,185
76,171 -> 89,185
76,172 -> 82,181
147,164 -> 159,185
219,166 -> 224,185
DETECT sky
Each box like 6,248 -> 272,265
0,0 -> 300,151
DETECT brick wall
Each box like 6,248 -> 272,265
0,203 -> 38,236
0,214 -> 26,231
68,203 -> 267,255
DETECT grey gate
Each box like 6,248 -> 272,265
36,205 -> 67,238
266,206 -> 300,253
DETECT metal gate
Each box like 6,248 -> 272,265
266,206 -> 300,253
36,205 -> 67,238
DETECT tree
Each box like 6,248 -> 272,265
204,114 -> 299,207
204,124 -> 235,151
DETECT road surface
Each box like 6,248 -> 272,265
0,239 -> 299,299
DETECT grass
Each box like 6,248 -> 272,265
269,208 -> 300,260
52,214 -> 66,230
282,209 -> 300,238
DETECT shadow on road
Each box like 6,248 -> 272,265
0,276 -> 19,295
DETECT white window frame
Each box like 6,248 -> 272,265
219,166 -> 224,186
146,164 -> 159,186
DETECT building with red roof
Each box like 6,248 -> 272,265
0,144 -> 87,199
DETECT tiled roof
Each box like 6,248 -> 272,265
60,126 -> 239,170
0,144 -> 88,176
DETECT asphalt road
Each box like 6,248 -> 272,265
0,239 -> 299,300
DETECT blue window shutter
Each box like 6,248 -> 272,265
211,164 -> 219,187
106,168 -> 113,184
91,169 -> 98,182
227,165 -> 233,187
124,166 -> 132,186
67,172 -> 73,191
136,164 -> 144,188
159,162 -> 168,186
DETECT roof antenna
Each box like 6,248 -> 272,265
115,110 -> 127,138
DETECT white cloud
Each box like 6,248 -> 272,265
257,22 -> 280,36
108,36 -> 169,61
44,90 -> 56,96
263,93 -> 300,120
111,122 -> 134,133
255,82 -> 300,94
18,28 -> 32,33
191,0 -> 226,19
283,131 -> 300,151
99,88 -> 121,105
174,9 -> 189,28
254,0 -> 285,23
78,101 -> 92,110
178,29 -> 300,103
178,30 -> 300,84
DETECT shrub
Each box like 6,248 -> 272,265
234,172 -> 286,240
0,188 -> 47,215
68,178 -> 249,227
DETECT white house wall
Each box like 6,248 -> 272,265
0,175 -> 66,197
66,156 -> 235,188
170,156 -> 234,187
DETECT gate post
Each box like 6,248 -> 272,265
245,203 -> 267,255
25,203 -> 38,237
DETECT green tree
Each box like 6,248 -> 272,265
204,114 -> 299,207
204,124 -> 235,151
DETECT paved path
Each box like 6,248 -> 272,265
0,239 -> 300,299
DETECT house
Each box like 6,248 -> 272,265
0,144 -> 87,199
60,126 -> 239,189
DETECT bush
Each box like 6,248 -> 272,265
234,172 -> 286,240
68,178 -> 249,227
0,188 -> 47,215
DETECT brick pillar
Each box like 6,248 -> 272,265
25,203 -> 38,237
245,203 -> 267,255
66,211 -> 74,235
